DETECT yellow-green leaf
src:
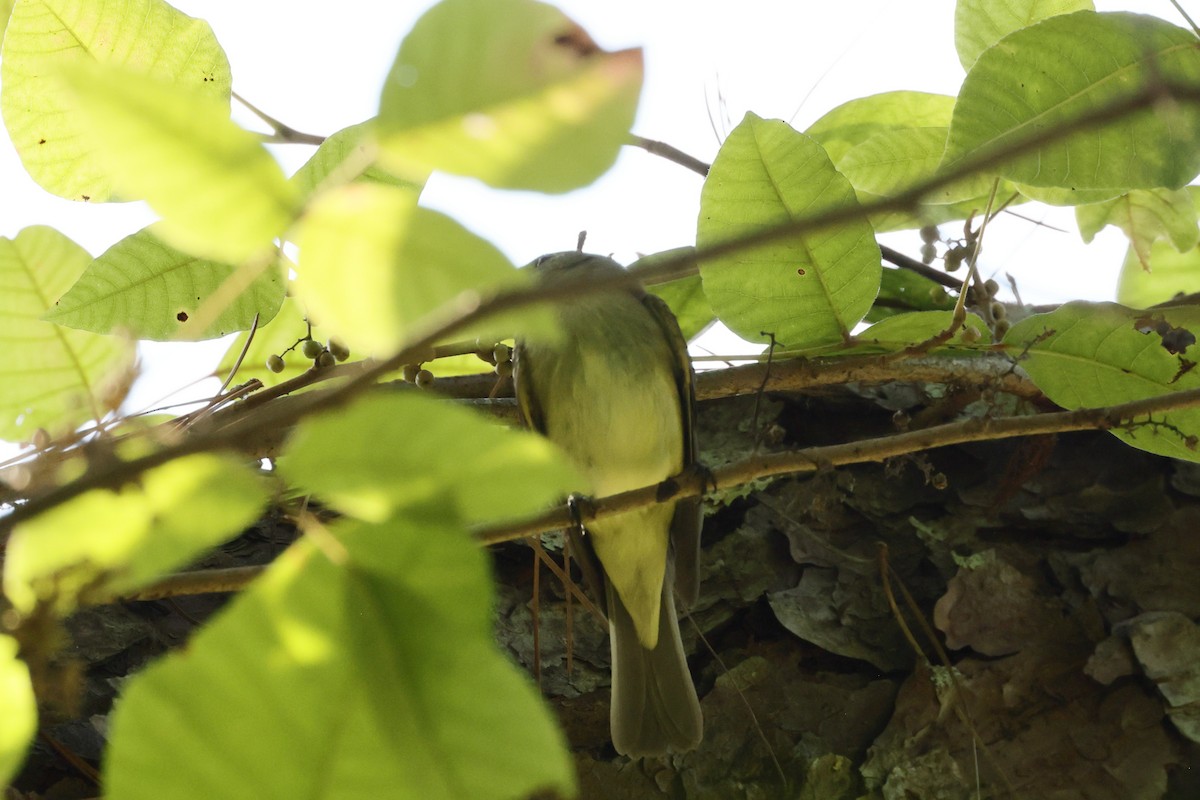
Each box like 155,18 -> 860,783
944,12 -> 1200,192
55,62 -> 298,263
377,0 -> 642,192
3,453 -> 268,613
44,227 -> 285,341
278,392 -> 583,525
0,226 -> 135,442
0,635 -> 35,788
105,510 -> 575,800
1,0 -> 231,201
1077,188 -> 1199,272
290,120 -> 424,199
292,182 -> 529,354
954,0 -> 1094,69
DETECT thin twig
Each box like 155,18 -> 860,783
879,244 -> 964,290
233,91 -> 326,145
626,134 -> 710,177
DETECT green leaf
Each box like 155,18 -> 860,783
851,310 -> 989,353
954,0 -> 1094,69
944,12 -> 1200,192
865,267 -> 956,322
1004,301 -> 1200,461
838,126 -> 995,204
806,91 -> 957,164
105,511 -> 575,800
632,247 -> 714,341
278,392 -> 583,525
292,182 -> 531,354
341,511 -> 574,799
290,120 -> 424,199
1077,188 -> 1198,272
804,92 -> 1012,230
54,62 -> 299,263
0,0 -> 14,45
696,113 -> 881,348
377,0 -> 642,192
1014,183 -> 1122,206
43,227 -> 285,341
1117,242 -> 1200,309
0,0 -> 231,201
0,226 -> 136,442
3,454 -> 268,613
0,635 -> 35,789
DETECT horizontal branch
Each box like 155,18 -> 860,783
111,383 -> 1200,604
476,385 -> 1200,545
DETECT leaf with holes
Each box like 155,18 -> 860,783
1005,302 -> 1200,461
1,0 -> 231,201
44,227 -> 285,341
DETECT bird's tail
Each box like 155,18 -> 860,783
608,578 -> 703,758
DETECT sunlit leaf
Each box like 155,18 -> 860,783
43,227 -> 285,340
290,120 -> 424,199
838,126 -> 994,203
954,0 -> 1094,69
0,635 -> 35,789
1015,183 -> 1122,206
945,12 -> 1200,192
0,226 -> 135,442
1005,301 -> 1200,461
3,454 -> 268,613
105,510 -> 575,800
278,392 -> 583,524
1117,241 -> 1200,309
292,182 -> 533,354
805,91 -> 1014,230
1077,188 -> 1198,272
806,91 -> 957,163
696,113 -> 881,348
377,0 -> 642,192
0,0 -> 230,201
54,62 -> 297,263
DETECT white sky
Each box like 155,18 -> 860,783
0,0 -> 1189,419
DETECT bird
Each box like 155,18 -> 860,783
514,251 -> 703,758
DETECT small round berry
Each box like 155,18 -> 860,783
316,351 -> 336,368
328,338 -> 350,362
266,354 -> 285,373
301,339 -> 324,360
415,369 -> 434,388
402,364 -> 420,383
919,225 -> 940,244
